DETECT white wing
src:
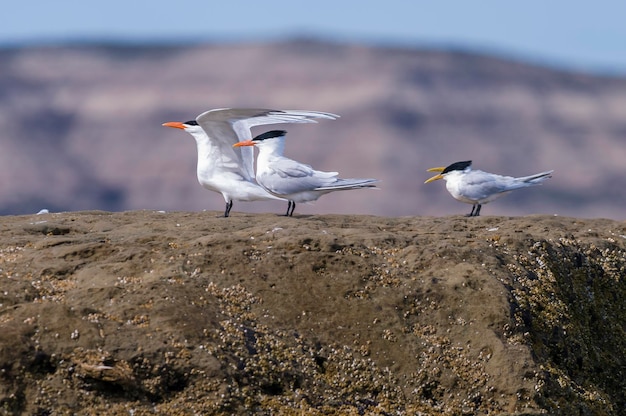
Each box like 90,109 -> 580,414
196,108 -> 338,179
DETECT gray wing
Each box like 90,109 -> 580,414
464,171 -> 526,200
196,108 -> 339,179
260,157 -> 339,195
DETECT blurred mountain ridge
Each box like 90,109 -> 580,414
1,39 -> 625,219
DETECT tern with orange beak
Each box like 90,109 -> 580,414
162,108 -> 337,217
234,130 -> 378,216
424,160 -> 553,217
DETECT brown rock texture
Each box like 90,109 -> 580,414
1,211 -> 624,414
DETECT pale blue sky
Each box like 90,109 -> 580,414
2,1 -> 626,73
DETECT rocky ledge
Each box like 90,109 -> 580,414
0,211 -> 624,415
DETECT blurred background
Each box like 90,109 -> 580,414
1,1 -> 625,219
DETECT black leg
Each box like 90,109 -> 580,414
285,201 -> 296,217
466,204 -> 482,217
224,200 -> 233,217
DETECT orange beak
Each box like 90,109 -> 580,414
162,121 -> 186,130
233,140 -> 256,147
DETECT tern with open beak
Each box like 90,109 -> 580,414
424,160 -> 553,217
234,130 -> 379,216
162,108 -> 337,217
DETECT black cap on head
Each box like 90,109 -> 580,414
253,130 -> 287,141
442,160 -> 472,174
185,120 -> 199,126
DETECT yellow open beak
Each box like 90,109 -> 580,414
424,166 -> 446,184
233,140 -> 255,147
162,121 -> 186,130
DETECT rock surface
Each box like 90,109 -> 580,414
1,211 -> 625,415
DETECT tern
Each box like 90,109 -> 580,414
162,108 -> 338,217
424,160 -> 553,216
234,130 -> 379,216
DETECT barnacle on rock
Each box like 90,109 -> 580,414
0,212 -> 624,415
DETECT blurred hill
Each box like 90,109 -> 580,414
1,39 -> 625,218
